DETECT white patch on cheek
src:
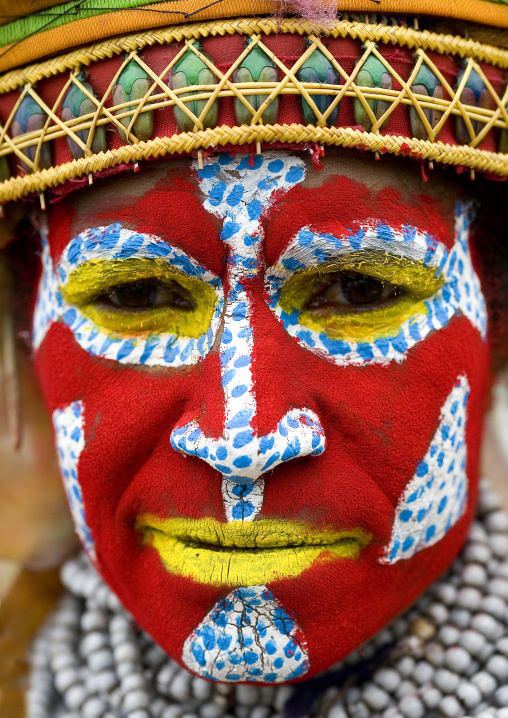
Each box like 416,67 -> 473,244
381,375 -> 470,564
52,401 -> 96,561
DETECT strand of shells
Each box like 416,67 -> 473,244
27,479 -> 508,718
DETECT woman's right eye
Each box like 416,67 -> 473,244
100,280 -> 196,312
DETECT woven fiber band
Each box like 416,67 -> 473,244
1,15 -> 508,205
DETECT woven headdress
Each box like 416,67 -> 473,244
1,0 -> 508,206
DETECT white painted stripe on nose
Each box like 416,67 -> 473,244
170,153 -> 326,522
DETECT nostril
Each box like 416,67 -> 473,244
171,408 -> 326,481
170,407 -> 326,522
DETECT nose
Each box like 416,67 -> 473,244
171,404 -> 325,484
170,275 -> 326,520
170,152 -> 326,522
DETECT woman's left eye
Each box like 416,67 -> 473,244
305,271 -> 401,311
100,280 -> 196,311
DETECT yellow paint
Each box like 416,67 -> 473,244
61,258 -> 218,337
279,252 -> 445,344
137,516 -> 372,586
299,296 -> 429,343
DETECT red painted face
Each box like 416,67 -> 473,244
33,152 -> 490,683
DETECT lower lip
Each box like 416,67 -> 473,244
138,518 -> 371,586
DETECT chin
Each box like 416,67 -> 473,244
92,489 -> 476,684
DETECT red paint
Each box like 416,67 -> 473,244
36,165 -> 490,682
263,173 -> 456,269
48,171 -> 225,274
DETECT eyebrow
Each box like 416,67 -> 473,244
270,223 -> 449,275
58,224 -> 218,283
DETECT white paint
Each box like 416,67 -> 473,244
52,400 -> 96,560
34,224 -> 224,368
265,202 -> 487,367
381,375 -> 470,564
271,223 -> 448,272
182,585 -> 309,682
170,153 -> 325,523
33,232 -> 61,349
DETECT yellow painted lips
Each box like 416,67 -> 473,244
137,516 -> 372,586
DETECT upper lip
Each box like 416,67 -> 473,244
137,516 -> 372,550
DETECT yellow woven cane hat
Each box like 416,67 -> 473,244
0,0 -> 508,206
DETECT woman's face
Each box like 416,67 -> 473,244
33,151 -> 490,682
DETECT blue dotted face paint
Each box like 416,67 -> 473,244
170,152 -> 325,524
382,374 -> 470,564
52,400 -> 95,561
182,585 -> 309,683
33,234 -> 61,350
34,224 -> 224,368
265,202 -> 487,366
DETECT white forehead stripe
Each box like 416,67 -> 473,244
170,152 -> 325,524
182,585 -> 309,682
265,201 -> 487,367
34,224 -> 223,368
52,401 -> 96,561
381,375 -> 470,565
196,153 -> 306,226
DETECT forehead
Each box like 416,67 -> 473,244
47,150 -> 459,262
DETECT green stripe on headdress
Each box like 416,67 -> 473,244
0,0 -> 174,50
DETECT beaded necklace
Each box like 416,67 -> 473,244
27,479 -> 508,718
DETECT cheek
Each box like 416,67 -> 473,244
260,317 -> 488,674
34,321 -> 227,527
254,303 -> 488,540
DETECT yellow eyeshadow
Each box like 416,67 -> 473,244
299,296 -> 428,343
61,258 -> 218,338
279,251 -> 444,312
278,252 -> 445,344
137,516 -> 372,586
